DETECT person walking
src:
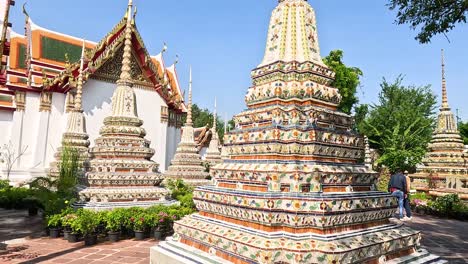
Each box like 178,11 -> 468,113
403,171 -> 412,220
388,170 -> 407,220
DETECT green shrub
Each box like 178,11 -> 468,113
0,187 -> 33,209
47,214 -> 62,228
411,192 -> 428,201
61,213 -> 78,229
432,194 -> 460,215
73,209 -> 99,235
105,209 -> 125,232
376,169 -> 391,193
0,179 -> 9,189
131,211 -> 149,231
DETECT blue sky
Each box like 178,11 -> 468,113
8,0 -> 468,120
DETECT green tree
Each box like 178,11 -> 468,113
323,50 -> 363,114
388,0 -> 468,44
459,121 -> 468,144
354,104 -> 369,133
359,76 -> 437,173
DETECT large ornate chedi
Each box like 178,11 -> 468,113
164,70 -> 211,186
410,51 -> 468,200
77,0 -> 173,209
153,1 -> 441,263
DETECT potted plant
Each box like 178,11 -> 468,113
123,207 -> 144,238
132,212 -> 148,240
105,210 -> 123,242
75,209 -> 99,246
22,196 -> 41,216
62,213 -> 79,243
47,214 -> 62,238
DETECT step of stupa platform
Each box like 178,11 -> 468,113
89,149 -> 156,159
169,160 -> 209,166
165,213 -> 420,264
78,186 -> 171,204
192,187 -> 397,230
211,162 -> 377,187
152,240 -> 445,264
74,199 -> 179,211
429,189 -> 468,200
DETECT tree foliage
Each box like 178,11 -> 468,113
357,76 -> 437,173
459,121 -> 468,144
388,0 -> 468,43
323,50 -> 363,114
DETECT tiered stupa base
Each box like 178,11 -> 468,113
150,186 -> 448,264
76,186 -> 177,210
152,241 -> 445,264
49,111 -> 90,180
165,125 -> 212,186
152,214 -> 446,264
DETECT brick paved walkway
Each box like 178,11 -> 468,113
404,213 -> 468,264
1,209 -> 467,263
0,237 -> 154,264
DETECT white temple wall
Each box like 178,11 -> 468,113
133,87 -> 168,170
165,126 -> 176,169
20,92 -> 41,169
0,111 -> 13,146
44,93 -> 67,167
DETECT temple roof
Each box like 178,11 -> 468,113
259,0 -> 324,67
0,4 -> 186,113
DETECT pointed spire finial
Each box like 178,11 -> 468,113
224,113 -> 228,133
74,39 -> 86,111
162,42 -> 168,54
213,97 -> 217,131
118,0 -> 134,83
186,66 -> 193,127
441,49 -> 450,110
22,3 -> 29,22
174,54 -> 179,65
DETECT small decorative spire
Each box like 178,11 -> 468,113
213,97 -> 217,131
224,113 -> 228,133
441,49 -> 450,110
118,0 -> 134,82
74,39 -> 86,111
186,66 -> 193,127
162,42 -> 168,54
174,54 -> 179,65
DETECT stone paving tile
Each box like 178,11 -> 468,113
404,213 -> 468,264
0,237 -> 157,264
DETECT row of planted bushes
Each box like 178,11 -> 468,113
411,193 -> 468,221
47,204 -> 195,245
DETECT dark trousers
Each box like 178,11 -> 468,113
404,196 -> 412,218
